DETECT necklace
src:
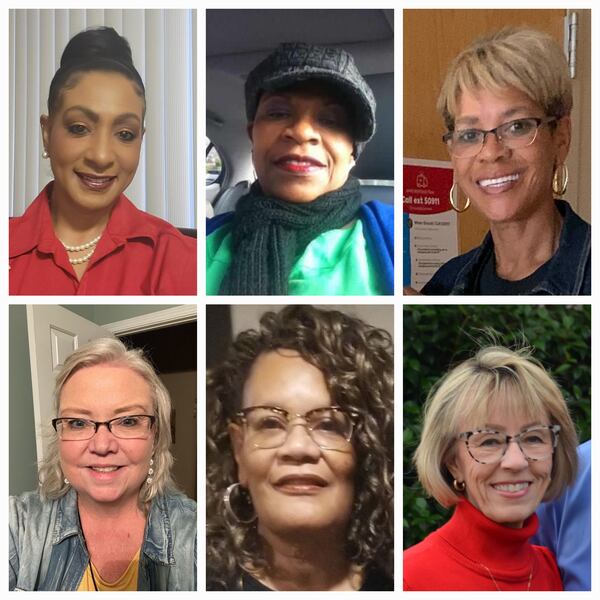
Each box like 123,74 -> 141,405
68,248 -> 97,265
479,562 -> 533,591
60,233 -> 103,252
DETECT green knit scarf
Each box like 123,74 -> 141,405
219,177 -> 362,295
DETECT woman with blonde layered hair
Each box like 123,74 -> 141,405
404,345 -> 579,590
10,338 -> 196,591
414,27 -> 590,295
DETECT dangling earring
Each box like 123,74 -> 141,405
449,182 -> 470,212
42,149 -> 49,159
64,477 -> 70,486
552,163 -> 569,197
453,479 -> 466,492
146,458 -> 154,486
223,483 -> 257,524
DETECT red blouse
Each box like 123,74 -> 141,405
10,184 -> 196,295
403,499 -> 562,591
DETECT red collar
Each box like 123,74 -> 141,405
438,499 -> 538,575
10,182 -> 163,259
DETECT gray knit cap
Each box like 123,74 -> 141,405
245,42 -> 376,146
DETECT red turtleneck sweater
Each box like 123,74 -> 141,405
403,499 -> 562,591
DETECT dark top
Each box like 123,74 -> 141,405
422,199 -> 591,295
241,569 -> 393,591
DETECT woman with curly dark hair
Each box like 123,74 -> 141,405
206,305 -> 393,590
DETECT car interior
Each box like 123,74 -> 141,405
206,9 -> 394,217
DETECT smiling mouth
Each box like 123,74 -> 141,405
88,466 -> 122,473
493,482 -> 530,493
274,155 -> 326,174
478,173 -> 520,188
76,173 -> 117,191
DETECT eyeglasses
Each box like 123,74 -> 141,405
234,406 -> 357,451
52,415 -> 156,441
458,425 -> 561,464
442,117 -> 557,158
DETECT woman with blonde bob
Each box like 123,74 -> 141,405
415,27 -> 590,295
404,345 -> 579,591
9,338 -> 196,591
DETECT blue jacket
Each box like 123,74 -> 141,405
9,488 -> 197,591
533,441 -> 591,591
422,200 -> 590,295
207,201 -> 394,294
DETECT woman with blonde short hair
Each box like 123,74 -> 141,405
414,27 -> 590,295
404,345 -> 579,590
9,338 -> 196,591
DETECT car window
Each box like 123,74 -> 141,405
206,139 -> 224,186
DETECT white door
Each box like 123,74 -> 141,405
26,306 -> 114,465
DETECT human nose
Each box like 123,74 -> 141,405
283,113 -> 320,144
84,130 -> 115,170
87,423 -> 119,453
500,438 -> 529,468
276,420 -> 321,461
477,127 -> 510,160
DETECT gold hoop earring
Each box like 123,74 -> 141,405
552,163 -> 568,197
449,182 -> 470,212
453,479 -> 466,492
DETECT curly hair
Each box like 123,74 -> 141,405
38,338 -> 175,507
206,305 -> 394,590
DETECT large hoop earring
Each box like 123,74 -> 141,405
449,182 -> 470,212
552,163 -> 569,197
453,479 -> 466,492
223,483 -> 257,524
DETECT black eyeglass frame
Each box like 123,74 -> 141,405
457,424 -> 561,465
52,414 -> 156,440
233,405 -> 359,449
442,116 -> 558,157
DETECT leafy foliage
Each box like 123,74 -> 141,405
403,304 -> 591,549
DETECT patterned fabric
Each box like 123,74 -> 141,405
245,42 -> 376,150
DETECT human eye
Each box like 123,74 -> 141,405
117,415 -> 142,428
521,429 -> 547,445
504,118 -> 536,138
64,418 -> 90,430
250,409 -> 287,431
473,432 -> 503,447
67,123 -> 89,136
117,129 -> 137,142
455,129 -> 481,145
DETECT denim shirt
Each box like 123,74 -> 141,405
9,488 -> 197,591
422,200 -> 591,295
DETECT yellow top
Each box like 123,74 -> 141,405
77,548 -> 141,591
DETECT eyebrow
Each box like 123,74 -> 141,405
455,107 -> 534,128
60,404 -> 151,417
63,105 -> 141,126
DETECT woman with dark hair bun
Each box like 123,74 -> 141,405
9,26 -> 196,295
207,305 -> 394,590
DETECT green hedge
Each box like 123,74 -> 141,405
403,304 -> 591,549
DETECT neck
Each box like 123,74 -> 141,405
489,200 -> 563,281
255,527 -> 359,591
77,493 -> 144,524
49,186 -> 113,245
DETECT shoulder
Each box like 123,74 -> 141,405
9,491 -> 58,540
10,490 -> 53,517
531,544 -> 561,579
207,212 -> 234,236
359,201 -> 394,227
160,490 -> 197,519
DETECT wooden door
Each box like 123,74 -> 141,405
404,9 -> 587,254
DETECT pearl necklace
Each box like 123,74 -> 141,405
60,233 -> 103,252
479,562 -> 533,591
60,233 -> 103,265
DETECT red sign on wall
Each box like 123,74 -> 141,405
403,163 -> 453,215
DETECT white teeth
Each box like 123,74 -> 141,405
479,174 -> 519,188
494,482 -> 529,493
91,466 -> 119,472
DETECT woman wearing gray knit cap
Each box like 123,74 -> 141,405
207,42 -> 393,296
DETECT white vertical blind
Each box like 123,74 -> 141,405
9,9 -> 196,228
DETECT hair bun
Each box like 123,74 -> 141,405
60,26 -> 135,70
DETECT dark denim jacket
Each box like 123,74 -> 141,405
422,200 -> 591,295
9,488 -> 196,591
